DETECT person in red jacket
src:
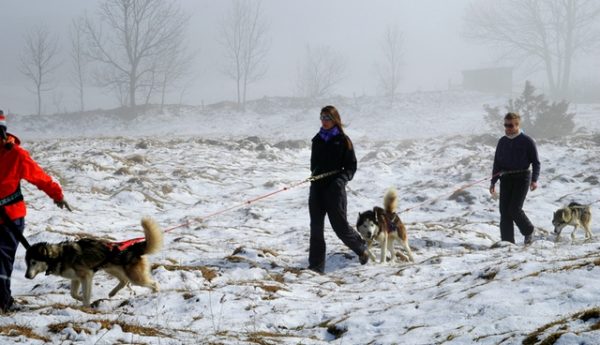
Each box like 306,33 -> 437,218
0,110 -> 71,313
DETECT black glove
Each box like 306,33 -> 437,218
55,199 -> 73,212
336,175 -> 348,184
332,177 -> 347,189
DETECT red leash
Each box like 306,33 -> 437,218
114,170 -> 340,246
176,177 -> 311,231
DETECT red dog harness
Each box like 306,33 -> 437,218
106,237 -> 145,252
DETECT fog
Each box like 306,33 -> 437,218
0,0 -> 597,115
2,3 -> 600,344
0,0 -> 482,114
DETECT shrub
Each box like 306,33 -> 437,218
483,81 -> 575,138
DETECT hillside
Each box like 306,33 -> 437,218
1,92 -> 600,344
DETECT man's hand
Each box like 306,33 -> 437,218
55,199 -> 73,212
530,181 -> 538,191
489,185 -> 499,200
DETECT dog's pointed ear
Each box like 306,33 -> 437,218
39,245 -> 56,259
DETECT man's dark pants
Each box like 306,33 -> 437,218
308,182 -> 365,272
0,218 -> 24,311
499,173 -> 534,243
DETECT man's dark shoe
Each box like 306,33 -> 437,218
524,234 -> 533,245
307,265 -> 324,274
359,250 -> 369,265
0,297 -> 19,314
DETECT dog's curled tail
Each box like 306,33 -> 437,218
141,217 -> 163,255
384,188 -> 398,214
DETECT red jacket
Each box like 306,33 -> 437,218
0,134 -> 64,222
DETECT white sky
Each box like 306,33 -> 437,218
3,0 -> 596,114
0,0 -> 498,113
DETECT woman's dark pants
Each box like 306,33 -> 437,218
308,182 -> 365,272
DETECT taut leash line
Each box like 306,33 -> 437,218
163,170 -> 340,233
110,170 -> 342,245
173,179 -> 308,232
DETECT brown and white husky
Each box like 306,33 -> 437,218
356,188 -> 414,263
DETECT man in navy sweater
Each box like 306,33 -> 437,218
490,112 -> 540,245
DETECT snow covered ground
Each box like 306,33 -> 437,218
2,92 -> 600,344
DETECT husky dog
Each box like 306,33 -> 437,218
25,217 -> 163,307
356,188 -> 414,263
553,202 -> 592,241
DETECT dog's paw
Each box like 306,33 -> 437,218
151,282 -> 160,293
395,252 -> 410,262
367,251 -> 377,261
89,298 -> 113,309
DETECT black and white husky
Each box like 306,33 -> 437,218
553,202 -> 592,241
25,218 -> 163,307
356,188 -> 414,263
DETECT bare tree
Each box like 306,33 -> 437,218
81,0 -> 190,110
295,45 -> 346,100
375,25 -> 404,106
464,0 -> 600,99
52,91 -> 66,114
70,18 -> 88,112
157,38 -> 195,112
19,25 -> 60,115
219,0 -> 270,111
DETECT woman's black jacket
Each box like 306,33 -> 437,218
310,132 -> 357,189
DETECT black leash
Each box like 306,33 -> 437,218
0,207 -> 31,250
308,170 -> 341,182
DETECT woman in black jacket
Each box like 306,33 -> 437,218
308,105 -> 368,273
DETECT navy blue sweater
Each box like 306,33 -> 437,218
491,132 -> 540,185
